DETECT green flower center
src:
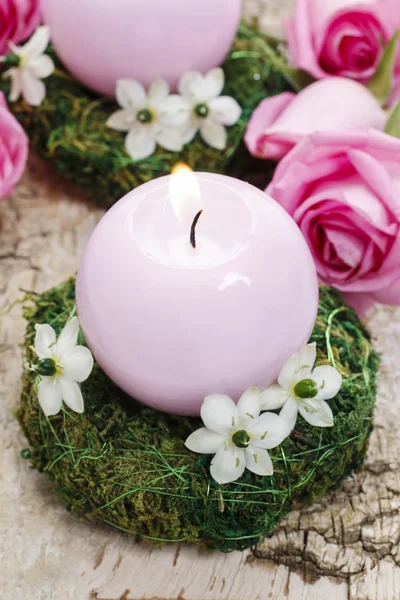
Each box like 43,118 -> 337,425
36,358 -> 57,377
232,429 -> 250,448
137,108 -> 153,124
4,53 -> 21,67
195,103 -> 209,118
294,378 -> 318,399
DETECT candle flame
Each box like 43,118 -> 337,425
171,162 -> 193,176
169,163 -> 202,226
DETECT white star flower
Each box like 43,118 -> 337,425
2,26 -> 54,106
178,67 -> 242,150
261,343 -> 342,431
32,317 -> 94,417
106,78 -> 188,161
185,387 -> 290,484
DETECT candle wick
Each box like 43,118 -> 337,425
190,210 -> 203,249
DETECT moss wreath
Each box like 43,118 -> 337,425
17,278 -> 379,553
0,24 -> 292,209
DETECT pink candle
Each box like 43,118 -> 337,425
76,172 -> 318,416
41,0 -> 241,97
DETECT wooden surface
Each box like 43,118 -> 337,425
1,2 -> 400,598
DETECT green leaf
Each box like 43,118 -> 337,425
280,67 -> 315,92
367,31 -> 400,105
384,102 -> 400,138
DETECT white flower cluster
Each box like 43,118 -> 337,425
1,26 -> 54,106
106,68 -> 242,160
185,343 -> 342,484
30,317 -> 94,416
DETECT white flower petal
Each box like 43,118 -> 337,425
7,68 -> 22,102
38,378 -> 62,416
21,70 -> 45,106
34,324 -> 56,359
312,366 -> 343,400
210,445 -> 245,484
116,79 -> 147,110
185,427 -> 225,454
244,446 -> 273,477
260,384 -> 290,411
125,125 -> 157,160
201,394 -> 239,435
106,109 -> 134,132
56,317 -> 79,357
22,26 -> 50,60
181,118 -> 199,144
148,78 -> 169,101
200,119 -> 227,150
59,378 -> 84,413
159,95 -> 191,127
279,396 -> 298,432
178,71 -> 202,98
28,55 -> 54,79
61,346 -> 94,382
198,67 -> 225,102
237,387 -> 261,421
156,126 -> 184,152
278,343 -> 317,389
208,96 -> 241,126
298,399 -> 334,428
249,412 -> 290,449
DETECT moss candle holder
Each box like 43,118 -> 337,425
0,24 -> 289,209
17,279 -> 379,552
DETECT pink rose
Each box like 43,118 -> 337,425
244,78 -> 386,160
0,0 -> 40,55
0,92 -> 28,198
266,130 -> 400,314
285,0 -> 395,82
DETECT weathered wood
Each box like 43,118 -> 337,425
1,3 -> 400,598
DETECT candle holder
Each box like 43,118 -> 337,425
0,24 -> 289,209
17,278 -> 379,552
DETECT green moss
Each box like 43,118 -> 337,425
17,278 -> 379,552
0,24 -> 289,209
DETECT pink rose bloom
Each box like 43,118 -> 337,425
0,92 -> 28,198
245,78 -> 386,160
267,129 -> 400,315
0,0 -> 40,55
285,0 -> 395,82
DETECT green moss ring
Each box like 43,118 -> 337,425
17,279 -> 378,552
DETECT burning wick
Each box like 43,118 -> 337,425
190,210 -> 203,249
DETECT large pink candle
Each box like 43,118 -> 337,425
76,172 -> 318,416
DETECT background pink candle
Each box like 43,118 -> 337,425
41,0 -> 242,97
76,173 -> 318,416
